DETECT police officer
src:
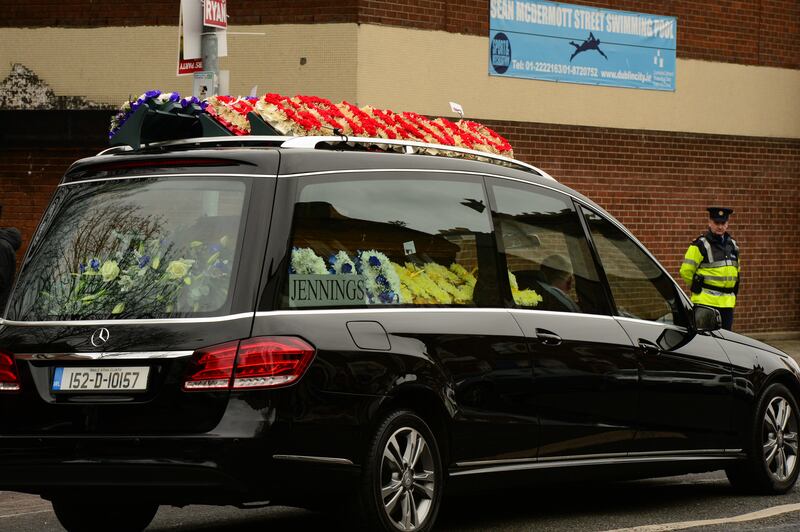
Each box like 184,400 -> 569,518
679,207 -> 740,330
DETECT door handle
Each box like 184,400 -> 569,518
535,329 -> 562,346
637,338 -> 661,356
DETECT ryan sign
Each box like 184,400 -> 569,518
204,0 -> 227,28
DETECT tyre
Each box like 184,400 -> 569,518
352,410 -> 444,531
727,382 -> 800,494
51,496 -> 159,532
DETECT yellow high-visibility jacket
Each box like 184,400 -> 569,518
679,231 -> 740,308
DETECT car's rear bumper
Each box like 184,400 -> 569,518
0,436 -> 360,505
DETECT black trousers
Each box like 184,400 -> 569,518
715,307 -> 734,331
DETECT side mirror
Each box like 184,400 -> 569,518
693,305 -> 721,332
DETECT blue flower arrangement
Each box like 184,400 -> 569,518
356,250 -> 402,304
108,90 -> 184,139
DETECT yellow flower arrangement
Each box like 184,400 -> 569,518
388,262 -> 541,307
391,261 -> 477,305
449,263 -> 477,287
508,271 -> 543,307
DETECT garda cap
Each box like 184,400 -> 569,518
707,206 -> 733,222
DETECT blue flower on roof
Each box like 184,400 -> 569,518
79,263 -> 86,274
138,255 -> 151,268
90,259 -> 100,271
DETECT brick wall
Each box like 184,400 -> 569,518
1,116 -> 798,333
0,148 -> 82,259
3,1 -> 798,69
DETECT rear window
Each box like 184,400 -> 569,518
282,173 -> 500,309
8,177 -> 248,321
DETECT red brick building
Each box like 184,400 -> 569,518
1,1 -> 798,333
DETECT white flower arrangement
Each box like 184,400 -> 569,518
290,247 -> 328,275
357,250 -> 402,304
329,250 -> 357,274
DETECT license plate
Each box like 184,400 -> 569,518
52,366 -> 149,392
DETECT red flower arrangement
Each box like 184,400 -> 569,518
205,95 -> 254,136
207,91 -> 514,157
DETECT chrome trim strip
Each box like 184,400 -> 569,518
61,173 -> 276,187
16,351 -> 194,361
1,312 -> 254,327
537,452 -> 624,462
450,454 -> 740,477
454,449 -> 737,468
252,308 -> 615,319
272,454 -> 354,466
626,449 -> 738,456
255,308 -> 511,318
280,168 -> 513,178
509,309 -> 615,320
455,457 -> 541,467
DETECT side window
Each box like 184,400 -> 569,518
282,174 -> 500,309
581,207 -> 688,327
490,180 -> 609,315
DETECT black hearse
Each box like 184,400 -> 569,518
1,135 -> 798,532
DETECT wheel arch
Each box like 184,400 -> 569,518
370,383 -> 455,468
761,369 -> 800,407
738,368 -> 800,445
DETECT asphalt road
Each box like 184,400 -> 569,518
4,471 -> 800,531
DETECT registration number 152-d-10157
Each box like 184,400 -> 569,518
52,367 -> 150,392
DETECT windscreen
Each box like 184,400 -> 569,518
8,177 -> 248,321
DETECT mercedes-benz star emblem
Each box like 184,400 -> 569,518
90,327 -> 110,347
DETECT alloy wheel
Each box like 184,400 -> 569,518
380,426 -> 436,531
763,396 -> 799,481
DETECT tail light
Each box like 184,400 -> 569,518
182,341 -> 238,391
183,337 -> 315,391
233,337 -> 316,389
0,350 -> 21,392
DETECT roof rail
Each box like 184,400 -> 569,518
94,134 -> 555,181
95,136 -> 294,156
280,136 -> 555,180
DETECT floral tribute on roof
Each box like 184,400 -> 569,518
252,93 -> 513,157
108,90 -> 513,158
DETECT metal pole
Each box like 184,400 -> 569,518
201,29 -> 219,96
